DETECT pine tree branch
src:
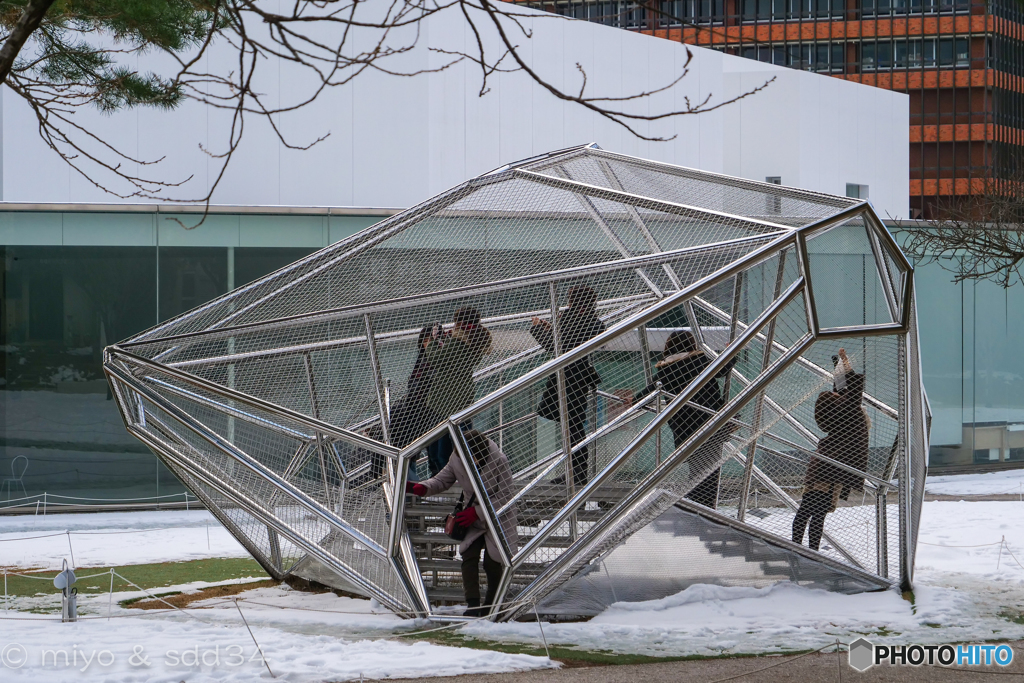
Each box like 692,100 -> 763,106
0,0 -> 57,84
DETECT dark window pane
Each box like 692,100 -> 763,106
878,40 -> 892,68
158,248 -> 228,322
955,38 -> 970,66
1,245 -> 166,500
862,42 -> 876,69
832,43 -> 845,71
939,38 -> 954,66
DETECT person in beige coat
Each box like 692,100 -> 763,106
408,429 -> 519,617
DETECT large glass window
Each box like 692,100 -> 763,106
911,252 -> 1024,469
0,209 -> 378,504
1,245 -> 168,502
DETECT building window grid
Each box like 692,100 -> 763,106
534,0 -> 1024,216
537,0 -> 980,28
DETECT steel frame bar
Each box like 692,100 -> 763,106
548,282 -> 579,539
737,248 -> 789,521
753,441 -> 893,490
142,375 -> 312,441
449,423 -> 512,566
122,234 -> 776,354
303,353 -> 334,509
865,224 -> 901,323
364,314 -> 391,445
482,412 -> 539,437
106,362 -> 387,558
556,164 -> 666,298
511,276 -> 806,567
515,169 -> 796,233
876,488 -> 890,578
108,348 -> 398,458
899,335 -> 913,592
163,294 -> 656,371
596,159 -> 686,291
795,228 -> 821,336
587,148 -> 859,212
517,334 -> 817,603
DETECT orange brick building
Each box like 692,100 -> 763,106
516,0 -> 1024,218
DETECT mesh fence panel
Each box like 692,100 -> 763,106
805,219 -> 895,329
535,503 -> 888,617
524,151 -> 857,228
106,147 -> 927,618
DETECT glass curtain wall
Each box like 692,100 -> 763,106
2,208 -> 1022,506
0,208 -> 381,503
912,254 -> 1024,468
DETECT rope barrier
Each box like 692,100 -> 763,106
918,540 -> 1004,548
234,598 -> 275,678
0,491 -> 200,511
0,524 -> 216,543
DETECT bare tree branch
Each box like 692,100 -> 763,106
896,177 -> 1024,288
2,0 -> 774,227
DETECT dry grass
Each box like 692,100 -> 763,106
127,579 -> 278,610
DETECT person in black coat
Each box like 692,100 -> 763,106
792,348 -> 870,551
368,324 -> 438,480
531,286 -> 605,488
637,330 -> 735,509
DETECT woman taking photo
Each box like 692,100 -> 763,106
792,348 -> 870,551
422,307 -> 492,476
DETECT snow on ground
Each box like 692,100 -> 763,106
916,500 -> 1024,578
0,601 -> 553,682
925,468 -> 1024,496
3,489 -> 1024,677
463,497 -> 1024,658
0,510 -> 248,570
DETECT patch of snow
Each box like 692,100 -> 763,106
0,608 -> 553,681
0,510 -> 248,570
915,500 -> 1024,581
925,469 -> 1024,496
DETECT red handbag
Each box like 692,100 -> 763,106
444,492 -> 475,542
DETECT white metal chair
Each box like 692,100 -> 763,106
1,455 -> 28,501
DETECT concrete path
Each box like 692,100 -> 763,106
389,642 -> 1024,682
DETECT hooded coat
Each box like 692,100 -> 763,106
806,371 -> 870,498
417,437 -> 520,559
531,307 -> 605,421
422,328 -> 487,423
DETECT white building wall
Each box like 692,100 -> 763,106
2,8 -> 909,217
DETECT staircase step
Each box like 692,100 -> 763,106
409,531 -> 574,548
425,586 -> 468,603
416,558 -> 546,574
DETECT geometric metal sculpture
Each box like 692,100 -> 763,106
104,144 -> 929,620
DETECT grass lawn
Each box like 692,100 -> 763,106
2,558 -> 269,600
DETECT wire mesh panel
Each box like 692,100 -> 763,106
105,145 -> 927,620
